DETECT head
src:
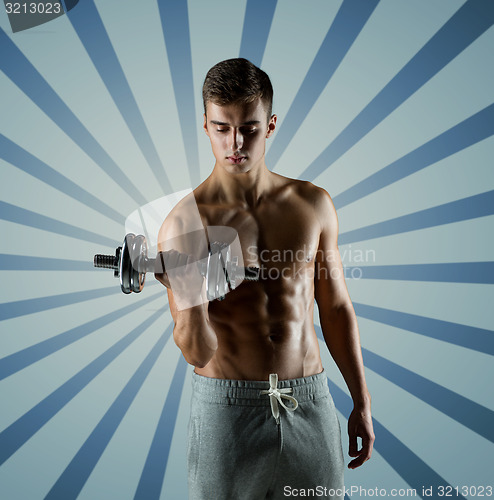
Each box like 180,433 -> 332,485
202,58 -> 276,173
203,58 -> 273,122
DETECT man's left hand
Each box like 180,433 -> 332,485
347,407 -> 375,469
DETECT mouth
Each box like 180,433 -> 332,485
227,156 -> 246,165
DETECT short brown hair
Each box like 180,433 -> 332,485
202,58 -> 273,121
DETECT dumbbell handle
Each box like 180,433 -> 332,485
94,254 -> 119,270
94,250 -> 158,274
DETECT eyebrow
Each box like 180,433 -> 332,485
210,120 -> 261,126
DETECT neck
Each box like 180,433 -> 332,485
208,160 -> 272,207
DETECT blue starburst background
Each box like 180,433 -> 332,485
1,1 -> 493,499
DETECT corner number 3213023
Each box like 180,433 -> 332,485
5,2 -> 62,14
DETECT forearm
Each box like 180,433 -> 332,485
320,303 -> 371,409
173,304 -> 218,368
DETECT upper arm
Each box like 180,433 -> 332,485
313,187 -> 352,313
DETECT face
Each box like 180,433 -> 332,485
203,98 -> 276,174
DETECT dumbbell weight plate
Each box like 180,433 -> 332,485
130,234 -> 146,293
119,234 -> 132,294
223,245 -> 239,290
206,242 -> 229,301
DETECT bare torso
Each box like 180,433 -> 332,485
192,173 -> 324,380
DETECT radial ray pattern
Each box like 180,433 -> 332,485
1,1 -> 492,498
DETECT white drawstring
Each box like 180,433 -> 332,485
260,374 -> 299,424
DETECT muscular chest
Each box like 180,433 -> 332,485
201,200 -> 320,278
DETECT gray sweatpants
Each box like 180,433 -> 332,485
187,370 -> 345,500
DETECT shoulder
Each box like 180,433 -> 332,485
279,177 -> 337,222
295,179 -> 331,204
293,180 -> 338,235
269,175 -> 338,237
306,182 -> 336,216
270,174 -> 337,225
272,173 -> 329,202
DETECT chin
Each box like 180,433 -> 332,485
223,161 -> 252,174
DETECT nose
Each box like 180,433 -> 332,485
230,128 -> 243,152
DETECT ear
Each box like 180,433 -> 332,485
266,114 -> 277,138
203,114 -> 210,137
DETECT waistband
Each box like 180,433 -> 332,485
191,369 -> 329,407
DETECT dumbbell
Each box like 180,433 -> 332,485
93,233 -> 259,301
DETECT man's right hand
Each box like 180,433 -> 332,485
155,250 -> 207,310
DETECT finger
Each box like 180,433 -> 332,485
154,271 -> 170,288
348,429 -> 359,457
363,433 -> 375,459
348,440 -> 373,469
359,440 -> 373,463
348,454 -> 367,469
166,250 -> 193,270
155,252 -> 166,274
177,252 -> 190,268
163,250 -> 181,270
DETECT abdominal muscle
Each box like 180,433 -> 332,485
194,275 -> 324,381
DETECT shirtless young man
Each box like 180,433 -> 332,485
156,58 -> 374,500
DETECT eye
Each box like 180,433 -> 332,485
216,128 -> 228,133
242,128 -> 257,134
